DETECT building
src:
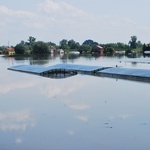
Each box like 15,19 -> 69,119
6,47 -> 15,55
97,45 -> 104,55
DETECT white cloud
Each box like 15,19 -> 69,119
38,0 -> 85,18
38,0 -> 62,13
0,5 -> 12,15
0,5 -> 44,45
0,2 -> 89,44
1,0 -> 150,45
0,5 -> 37,22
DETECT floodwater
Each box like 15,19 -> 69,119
0,54 -> 150,150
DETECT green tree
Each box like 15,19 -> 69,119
83,39 -> 98,46
129,36 -> 137,49
68,39 -> 80,50
105,47 -> 115,53
28,36 -> 36,51
137,40 -> 142,47
32,41 -> 49,54
116,42 -> 128,50
0,46 -> 4,54
79,44 -> 92,53
59,39 -> 69,50
47,42 -> 58,48
28,36 -> 36,45
143,43 -> 150,52
15,44 -> 26,54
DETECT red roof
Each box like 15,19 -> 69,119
97,45 -> 103,49
7,47 -> 14,51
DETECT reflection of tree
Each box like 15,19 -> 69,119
68,54 -> 80,60
104,53 -> 115,57
60,54 -> 68,63
125,53 -> 137,58
143,54 -> 150,58
14,55 -> 30,61
60,54 -> 80,63
115,53 -> 125,59
91,53 -> 101,59
29,54 -> 52,65
131,62 -> 137,66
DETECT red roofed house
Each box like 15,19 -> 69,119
97,45 -> 104,55
6,47 -> 15,55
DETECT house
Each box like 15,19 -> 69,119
59,49 -> 64,54
6,47 -> 15,55
49,46 -> 56,54
97,45 -> 104,55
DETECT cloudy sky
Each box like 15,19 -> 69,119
0,0 -> 150,46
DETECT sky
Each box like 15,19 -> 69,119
0,0 -> 150,46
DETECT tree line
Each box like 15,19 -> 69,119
0,35 -> 148,55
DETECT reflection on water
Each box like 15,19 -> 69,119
0,110 -> 35,131
42,72 -> 77,79
40,66 -> 78,79
0,55 -> 150,150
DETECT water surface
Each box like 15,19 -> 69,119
0,55 -> 150,150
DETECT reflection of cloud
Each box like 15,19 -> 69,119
0,110 -> 35,131
0,73 -> 6,78
41,86 -> 76,98
68,104 -> 90,110
15,137 -> 22,144
76,115 -> 89,122
110,114 -> 133,120
0,80 -> 38,94
41,79 -> 86,98
41,86 -> 61,98
67,129 -> 75,136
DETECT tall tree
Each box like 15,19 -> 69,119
59,39 -> 69,50
68,39 -> 80,50
28,36 -> 36,46
129,36 -> 137,49
83,39 -> 98,46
